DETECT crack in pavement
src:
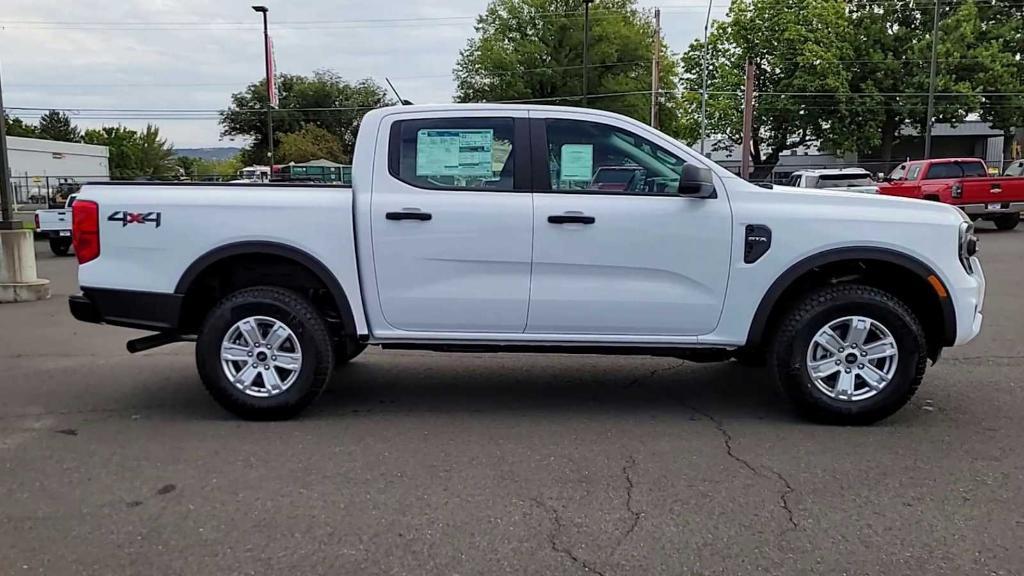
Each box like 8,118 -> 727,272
683,404 -> 799,531
532,498 -> 609,576
620,456 -> 643,542
622,360 -> 687,389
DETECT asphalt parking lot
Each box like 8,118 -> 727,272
2,228 -> 1023,576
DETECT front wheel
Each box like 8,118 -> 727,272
49,237 -> 72,256
769,284 -> 927,425
993,213 -> 1020,230
196,286 -> 334,420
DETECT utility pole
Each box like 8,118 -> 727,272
700,0 -> 713,154
650,8 -> 661,128
740,60 -> 755,180
582,0 -> 594,106
924,0 -> 940,159
0,63 -> 14,226
253,5 -> 274,168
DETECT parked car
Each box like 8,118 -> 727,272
783,168 -> 880,194
34,194 -> 77,256
68,104 -> 985,425
1005,159 -> 1024,177
878,158 -> 1024,230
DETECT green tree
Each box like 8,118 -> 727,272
678,0 -> 857,177
3,113 -> 38,138
36,110 -> 82,143
454,0 -> 684,135
194,156 -> 245,179
220,70 -> 393,165
277,124 -> 346,164
971,0 -> 1024,157
846,0 -> 991,163
83,124 -> 176,180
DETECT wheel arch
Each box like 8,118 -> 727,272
746,247 -> 957,357
174,241 -> 357,338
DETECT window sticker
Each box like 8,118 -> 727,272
560,144 -> 594,181
416,129 -> 495,177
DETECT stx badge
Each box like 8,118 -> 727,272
108,211 -> 162,228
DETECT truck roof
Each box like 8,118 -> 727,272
792,168 -> 872,176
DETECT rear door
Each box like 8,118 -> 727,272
525,112 -> 732,336
370,112 -> 534,333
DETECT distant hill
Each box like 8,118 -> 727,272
174,147 -> 241,161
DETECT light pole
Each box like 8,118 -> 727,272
582,0 -> 594,107
700,0 -> 713,155
252,5 -> 274,168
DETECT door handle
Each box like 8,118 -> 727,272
386,211 -> 432,221
548,214 -> 596,225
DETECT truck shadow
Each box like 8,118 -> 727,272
307,353 -> 798,424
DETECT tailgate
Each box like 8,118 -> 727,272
37,210 -> 71,231
960,177 -> 1024,204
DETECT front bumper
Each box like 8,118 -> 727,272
953,256 -> 985,346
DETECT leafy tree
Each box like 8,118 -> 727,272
3,113 -> 38,138
174,155 -> 199,176
971,0 -> 1024,155
220,70 -> 393,165
846,0 -> 991,162
454,0 -> 684,135
277,124 -> 346,164
36,110 -> 82,143
194,156 -> 244,179
678,0 -> 857,178
83,124 -> 176,180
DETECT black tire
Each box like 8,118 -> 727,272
49,237 -> 72,256
768,284 -> 927,425
993,213 -> 1020,231
196,286 -> 334,420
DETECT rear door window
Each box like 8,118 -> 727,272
389,117 -> 519,191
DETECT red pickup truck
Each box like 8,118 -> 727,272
878,158 -> 1024,230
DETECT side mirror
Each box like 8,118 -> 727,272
678,164 -> 717,198
877,172 -> 886,182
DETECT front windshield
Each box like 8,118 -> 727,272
815,174 -> 875,188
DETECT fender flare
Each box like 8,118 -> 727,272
175,241 -> 357,337
745,247 -> 957,349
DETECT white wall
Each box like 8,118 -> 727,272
5,136 -> 110,203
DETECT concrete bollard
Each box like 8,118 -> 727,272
0,229 -> 51,303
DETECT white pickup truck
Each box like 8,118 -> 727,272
68,104 -> 985,424
34,194 -> 77,256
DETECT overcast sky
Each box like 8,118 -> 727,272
0,0 -> 723,148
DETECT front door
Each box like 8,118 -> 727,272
370,113 -> 533,333
526,113 -> 732,336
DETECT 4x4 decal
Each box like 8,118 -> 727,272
108,211 -> 162,228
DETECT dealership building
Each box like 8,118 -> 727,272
5,136 -> 110,205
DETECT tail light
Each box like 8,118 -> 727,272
952,182 -> 963,199
34,213 -> 40,230
72,200 -> 100,264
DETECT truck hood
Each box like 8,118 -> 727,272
765,184 -> 967,224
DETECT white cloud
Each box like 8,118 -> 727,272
0,0 -> 715,148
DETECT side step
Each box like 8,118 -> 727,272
126,333 -> 196,354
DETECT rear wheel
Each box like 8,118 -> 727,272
993,213 -> 1020,230
49,237 -> 72,256
196,286 -> 334,420
769,284 -> 927,425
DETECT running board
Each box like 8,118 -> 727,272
126,333 -> 195,354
